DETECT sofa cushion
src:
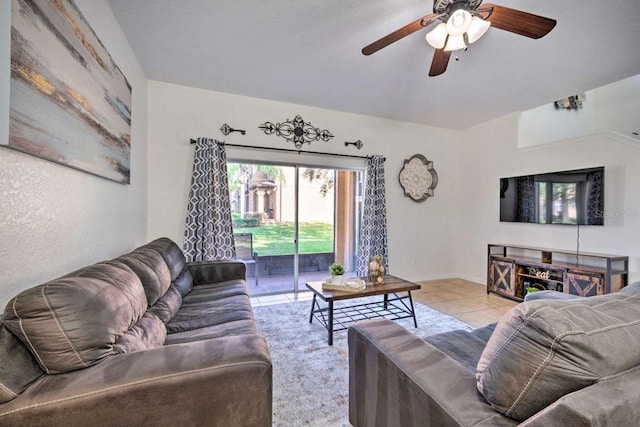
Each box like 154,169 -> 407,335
113,312 -> 167,354
71,261 -> 149,320
179,280 -> 247,302
172,269 -> 193,297
167,294 -> 253,334
476,293 -> 640,421
425,323 -> 496,373
148,285 -> 183,323
165,319 -> 258,344
2,262 -> 147,374
618,281 -> 640,296
118,249 -> 171,306
0,325 -> 43,403
143,237 -> 187,281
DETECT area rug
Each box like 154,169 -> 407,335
252,298 -> 472,426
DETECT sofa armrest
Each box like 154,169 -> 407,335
349,319 -> 517,427
187,260 -> 247,285
0,334 -> 271,427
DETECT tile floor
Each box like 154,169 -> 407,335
412,278 -> 519,328
250,277 -> 519,328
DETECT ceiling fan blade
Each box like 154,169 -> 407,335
362,13 -> 438,56
482,4 -> 556,39
429,49 -> 451,77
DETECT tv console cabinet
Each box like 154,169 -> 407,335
487,244 -> 629,301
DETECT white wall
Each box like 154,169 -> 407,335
518,75 -> 640,147
454,113 -> 640,284
147,80 -> 456,282
0,0 -> 148,307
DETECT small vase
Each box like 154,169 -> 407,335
368,255 -> 385,285
332,275 -> 345,285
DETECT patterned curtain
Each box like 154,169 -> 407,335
516,176 -> 536,222
183,138 -> 236,262
585,171 -> 604,225
357,156 -> 389,276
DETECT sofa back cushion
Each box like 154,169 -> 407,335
2,262 -> 147,374
113,312 -> 167,353
476,293 -> 640,421
0,325 -> 43,403
143,237 -> 187,281
148,285 -> 183,323
172,269 -> 194,297
118,248 -> 171,306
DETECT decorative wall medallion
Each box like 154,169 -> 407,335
398,154 -> 438,202
258,115 -> 334,149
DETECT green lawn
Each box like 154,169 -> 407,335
234,222 -> 333,255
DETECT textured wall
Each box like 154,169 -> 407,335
147,80 -> 457,283
0,0 -> 148,307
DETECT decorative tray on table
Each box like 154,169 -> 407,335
321,278 -> 366,293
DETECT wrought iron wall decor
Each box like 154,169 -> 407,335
398,154 -> 438,202
258,114 -> 334,149
220,123 -> 246,136
344,140 -> 363,150
554,93 -> 586,110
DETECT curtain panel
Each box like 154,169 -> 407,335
183,138 -> 236,262
357,155 -> 389,276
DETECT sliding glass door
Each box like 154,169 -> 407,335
228,161 -> 362,296
297,167 -> 337,288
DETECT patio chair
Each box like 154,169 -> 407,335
234,233 -> 259,285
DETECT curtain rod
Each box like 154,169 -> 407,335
189,139 -> 384,161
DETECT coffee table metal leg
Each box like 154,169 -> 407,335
309,294 -> 317,323
408,291 -> 418,328
328,301 -> 334,346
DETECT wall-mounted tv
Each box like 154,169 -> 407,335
500,167 -> 604,226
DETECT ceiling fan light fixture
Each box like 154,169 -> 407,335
426,23 -> 448,49
446,9 -> 472,36
466,16 -> 491,44
443,34 -> 466,51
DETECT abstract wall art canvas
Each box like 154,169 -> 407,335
8,0 -> 132,184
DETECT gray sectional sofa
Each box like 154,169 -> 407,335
0,238 -> 272,426
349,283 -> 640,426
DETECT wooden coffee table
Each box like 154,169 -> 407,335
306,275 -> 420,345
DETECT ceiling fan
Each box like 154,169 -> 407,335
362,0 -> 556,77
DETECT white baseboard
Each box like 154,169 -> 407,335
453,274 -> 486,286
402,273 -> 486,286
401,273 -> 456,283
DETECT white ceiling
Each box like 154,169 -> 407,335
107,0 -> 640,130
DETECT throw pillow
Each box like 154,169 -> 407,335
476,293 -> 640,421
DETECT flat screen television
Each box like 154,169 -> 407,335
499,167 -> 604,225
